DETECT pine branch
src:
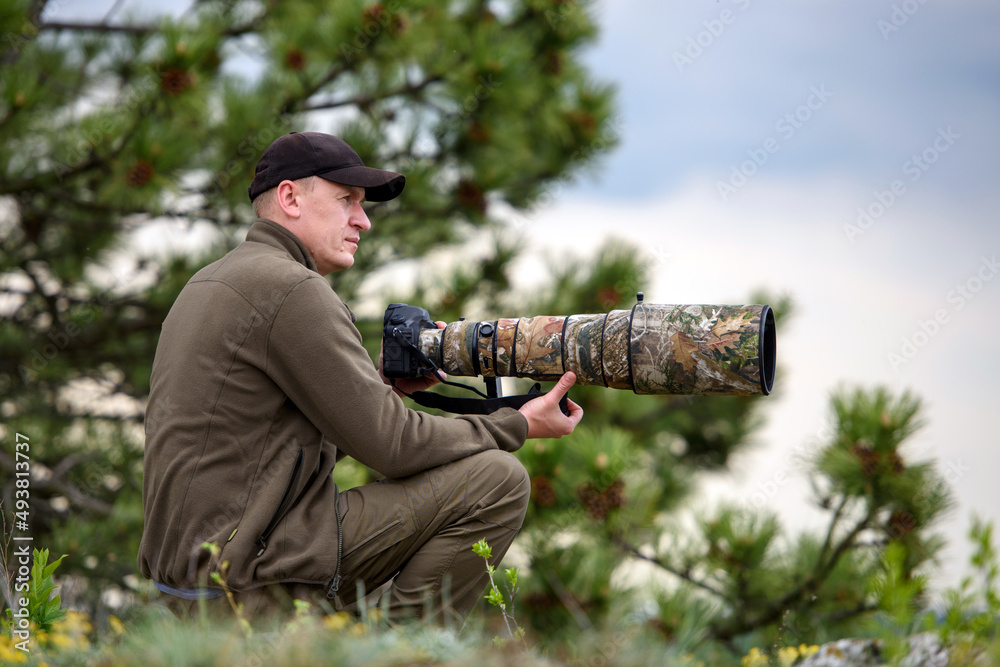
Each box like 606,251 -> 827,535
817,494 -> 850,565
1,89 -> 156,197
38,20 -> 158,35
38,17 -> 262,38
612,532 -> 728,600
828,600 -> 879,623
543,570 -> 594,631
711,505 -> 879,641
21,260 -> 64,330
0,449 -> 114,516
301,75 -> 445,113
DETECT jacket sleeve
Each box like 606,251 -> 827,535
264,276 -> 528,478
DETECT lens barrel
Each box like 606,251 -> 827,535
416,304 -> 775,396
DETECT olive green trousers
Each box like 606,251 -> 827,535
162,449 -> 530,627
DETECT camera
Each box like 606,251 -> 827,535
382,303 -> 436,378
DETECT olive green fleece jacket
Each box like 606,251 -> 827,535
138,219 -> 528,592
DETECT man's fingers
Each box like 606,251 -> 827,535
551,371 -> 577,400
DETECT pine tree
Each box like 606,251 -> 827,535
0,0 -> 615,605
0,3 -> 955,659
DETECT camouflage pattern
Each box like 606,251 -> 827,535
629,304 -> 771,395
600,310 -> 633,390
417,327 -> 443,369
563,314 -> 607,387
417,303 -> 774,396
494,318 -> 518,376
440,319 -> 477,376
512,316 -> 566,380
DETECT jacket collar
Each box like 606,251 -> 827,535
246,219 -> 318,273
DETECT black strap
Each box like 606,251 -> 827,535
405,382 -> 568,416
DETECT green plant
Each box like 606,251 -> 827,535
868,541 -> 929,662
201,541 -> 252,638
472,538 -> 525,648
937,516 -> 1000,648
1,548 -> 68,634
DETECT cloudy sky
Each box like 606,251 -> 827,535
511,0 -> 999,592
55,0 -> 998,592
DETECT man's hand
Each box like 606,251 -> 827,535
379,321 -> 447,398
519,372 -> 584,439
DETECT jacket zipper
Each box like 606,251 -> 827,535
256,448 -> 304,557
326,486 -> 343,599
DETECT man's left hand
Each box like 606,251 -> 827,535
379,321 -> 447,397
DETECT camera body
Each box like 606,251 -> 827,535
382,303 -> 436,378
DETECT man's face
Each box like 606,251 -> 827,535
296,178 -> 371,275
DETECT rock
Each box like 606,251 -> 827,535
797,633 -> 947,667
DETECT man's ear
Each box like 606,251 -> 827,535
275,180 -> 301,219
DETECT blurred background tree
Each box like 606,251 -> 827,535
0,0 -> 614,620
0,0 -> 956,662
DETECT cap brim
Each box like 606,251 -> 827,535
317,166 -> 405,202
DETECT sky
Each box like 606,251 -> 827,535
52,0 -> 999,593
506,0 -> 1000,593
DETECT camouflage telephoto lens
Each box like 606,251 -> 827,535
416,304 -> 776,396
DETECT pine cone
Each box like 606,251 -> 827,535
362,4 -> 386,24
887,510 -> 916,538
456,179 -> 486,213
466,121 -> 491,143
125,160 -> 154,188
285,48 -> 306,71
531,475 -> 557,507
604,478 -> 625,509
576,483 -> 608,521
886,450 -> 906,474
544,49 -> 563,75
161,68 -> 194,96
850,441 -> 880,477
596,286 -> 620,308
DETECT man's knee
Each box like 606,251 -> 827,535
471,449 -> 530,522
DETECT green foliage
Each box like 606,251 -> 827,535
868,542 -> 929,661
934,515 -> 1000,650
0,0 -> 617,623
1,548 -> 68,633
473,538 -> 526,647
26,549 -> 67,632
0,1 -> 985,664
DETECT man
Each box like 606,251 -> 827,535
138,131 -> 583,625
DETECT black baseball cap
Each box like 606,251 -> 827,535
248,132 -> 405,202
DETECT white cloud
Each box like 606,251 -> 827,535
510,171 -> 1000,592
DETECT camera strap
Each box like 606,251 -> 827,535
404,383 -> 557,416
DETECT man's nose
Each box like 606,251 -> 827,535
353,204 -> 371,231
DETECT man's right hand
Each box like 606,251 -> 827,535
518,371 -> 584,439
